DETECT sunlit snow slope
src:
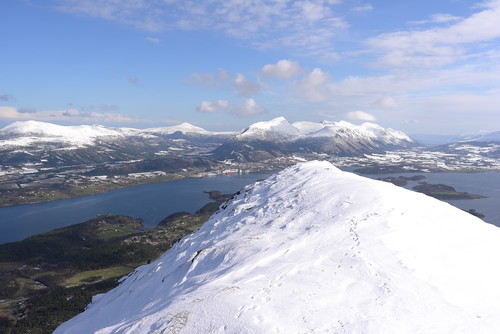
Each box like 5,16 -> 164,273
55,161 -> 500,333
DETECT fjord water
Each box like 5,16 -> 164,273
357,170 -> 500,227
1,170 -> 499,245
0,172 -> 273,244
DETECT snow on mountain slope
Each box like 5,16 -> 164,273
294,120 -> 413,144
55,161 -> 500,334
142,123 -> 210,135
234,117 -> 413,147
357,122 -> 414,143
0,120 -> 236,150
235,116 -> 301,141
469,131 -> 500,142
0,120 -> 133,148
141,123 -> 236,140
291,120 -> 325,134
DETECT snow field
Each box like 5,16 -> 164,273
55,161 -> 500,333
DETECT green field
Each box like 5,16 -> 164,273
65,266 -> 134,287
0,196 -> 226,334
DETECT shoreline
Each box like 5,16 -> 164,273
1,166 -> 498,208
0,174 -> 185,208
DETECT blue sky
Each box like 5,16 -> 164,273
1,0 -> 500,135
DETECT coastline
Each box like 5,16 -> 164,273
0,174 -> 184,208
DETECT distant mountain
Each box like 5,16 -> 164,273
0,120 -> 135,147
141,123 -> 236,143
0,120 -> 230,166
0,120 -> 234,147
409,133 -> 466,146
235,116 -> 301,141
469,131 -> 500,143
429,130 -> 500,160
213,117 -> 415,161
0,118 -> 416,166
55,161 -> 500,333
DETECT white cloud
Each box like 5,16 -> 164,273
296,1 -> 329,22
55,0 -> 348,57
145,36 -> 161,43
196,99 -> 265,118
56,0 -> 164,31
351,4 -> 373,12
196,100 -> 230,113
0,106 -> 139,123
233,74 -> 262,97
366,1 -> 500,68
62,108 -> 81,117
296,68 -> 334,102
260,60 -> 305,80
346,111 -> 376,121
187,69 -> 230,88
230,98 -> 266,117
410,14 -> 461,25
373,96 -> 398,108
430,14 -> 461,23
189,71 -> 261,97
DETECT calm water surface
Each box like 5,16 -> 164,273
353,170 -> 500,228
0,172 -> 273,244
1,169 -> 499,245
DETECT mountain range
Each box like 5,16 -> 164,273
428,131 -> 500,159
0,118 -> 416,166
2,118 -> 500,173
54,161 -> 500,333
213,117 -> 415,161
0,120 -> 233,166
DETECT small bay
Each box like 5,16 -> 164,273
0,172 -> 273,244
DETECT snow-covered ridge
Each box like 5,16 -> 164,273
236,116 -> 301,140
56,161 -> 500,333
0,120 -> 134,147
0,120 -> 232,148
0,118 -> 414,149
143,122 -> 208,135
142,122 -> 236,136
235,117 -> 414,145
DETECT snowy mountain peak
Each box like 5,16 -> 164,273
0,120 -> 126,147
236,116 -> 300,140
56,161 -> 500,333
142,122 -> 208,135
2,120 -> 69,135
292,119 -> 413,145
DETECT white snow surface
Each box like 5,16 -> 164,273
142,123 -> 234,136
235,116 -> 301,140
0,118 -> 413,148
0,120 -> 134,147
236,117 -> 413,145
291,120 -> 326,134
0,121 -> 235,148
56,161 -> 500,334
293,120 -> 413,144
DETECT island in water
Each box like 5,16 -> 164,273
412,182 -> 487,200
377,176 -> 487,219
